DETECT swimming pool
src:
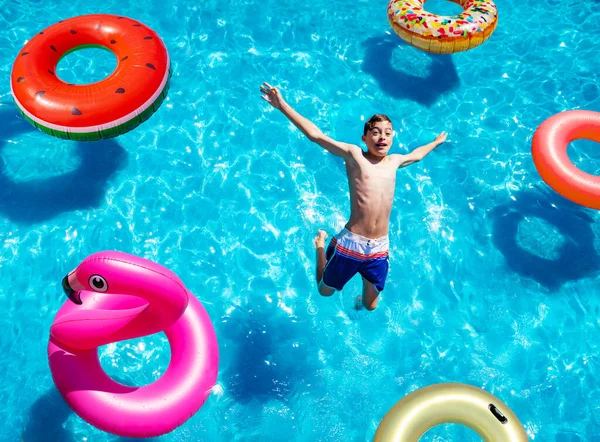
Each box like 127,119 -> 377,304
2,0 -> 600,440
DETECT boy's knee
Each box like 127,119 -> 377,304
318,283 -> 335,297
363,297 -> 379,310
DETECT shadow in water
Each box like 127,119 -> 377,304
0,106 -> 127,225
220,295 -> 319,404
22,387 -> 72,442
361,35 -> 460,107
491,189 -> 599,290
22,385 -> 160,441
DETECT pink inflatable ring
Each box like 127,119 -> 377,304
532,110 -> 600,210
48,251 -> 219,438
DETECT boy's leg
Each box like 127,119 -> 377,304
357,257 -> 389,311
358,278 -> 380,310
315,230 -> 335,296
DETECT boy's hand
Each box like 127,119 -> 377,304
434,131 -> 448,145
260,82 -> 285,110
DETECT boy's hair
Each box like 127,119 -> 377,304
363,114 -> 392,135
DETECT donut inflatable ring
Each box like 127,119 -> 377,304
374,383 -> 528,441
48,251 -> 219,438
532,110 -> 600,210
11,14 -> 171,141
387,0 -> 498,54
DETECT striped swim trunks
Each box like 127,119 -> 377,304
321,228 -> 389,293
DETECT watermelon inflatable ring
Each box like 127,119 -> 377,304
10,14 -> 171,141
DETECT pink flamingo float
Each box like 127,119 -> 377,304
48,251 -> 219,438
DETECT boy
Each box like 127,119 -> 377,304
260,82 -> 447,310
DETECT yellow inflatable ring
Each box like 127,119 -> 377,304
387,0 -> 498,54
374,383 -> 528,441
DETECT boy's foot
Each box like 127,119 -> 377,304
314,230 -> 328,248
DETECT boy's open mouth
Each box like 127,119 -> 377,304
375,142 -> 387,147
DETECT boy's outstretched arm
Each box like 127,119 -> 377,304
260,82 -> 358,159
395,132 -> 448,168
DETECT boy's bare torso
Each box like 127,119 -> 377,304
259,81 -> 446,242
344,147 -> 400,239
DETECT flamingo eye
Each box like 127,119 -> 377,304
88,274 -> 108,292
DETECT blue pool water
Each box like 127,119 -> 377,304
2,0 -> 600,440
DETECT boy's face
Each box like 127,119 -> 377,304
362,121 -> 393,157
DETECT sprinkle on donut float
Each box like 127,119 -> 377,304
387,0 -> 498,54
10,14 -> 171,141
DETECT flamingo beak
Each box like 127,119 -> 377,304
62,275 -> 82,305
